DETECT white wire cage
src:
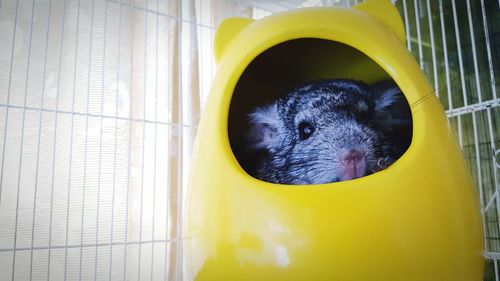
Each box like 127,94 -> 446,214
0,0 -> 499,280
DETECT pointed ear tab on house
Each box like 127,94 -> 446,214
214,17 -> 255,64
353,0 -> 406,44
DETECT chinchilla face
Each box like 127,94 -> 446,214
247,79 -> 404,185
272,83 -> 382,184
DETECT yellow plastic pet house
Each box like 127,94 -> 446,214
184,0 -> 484,280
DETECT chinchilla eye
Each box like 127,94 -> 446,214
298,121 -> 315,140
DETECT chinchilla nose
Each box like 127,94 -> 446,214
341,149 -> 365,164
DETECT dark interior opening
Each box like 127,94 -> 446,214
228,38 -> 412,185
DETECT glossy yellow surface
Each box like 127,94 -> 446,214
184,1 -> 484,280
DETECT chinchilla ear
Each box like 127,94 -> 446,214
372,81 -> 401,113
371,81 -> 412,128
247,103 -> 281,150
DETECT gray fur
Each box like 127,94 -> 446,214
246,79 -> 411,185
